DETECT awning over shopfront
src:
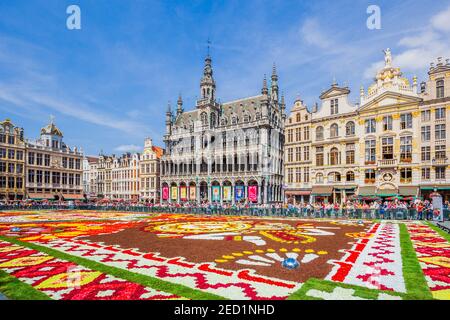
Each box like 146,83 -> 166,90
420,185 -> 450,191
334,185 -> 357,190
311,186 -> 333,196
398,186 -> 419,196
357,186 -> 376,196
62,194 -> 84,200
285,190 -> 311,196
376,188 -> 398,197
28,193 -> 55,200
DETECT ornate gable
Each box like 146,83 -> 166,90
358,91 -> 422,112
359,49 -> 420,112
319,86 -> 350,99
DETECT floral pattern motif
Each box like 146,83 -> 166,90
0,240 -> 182,300
406,222 -> 450,300
326,222 -> 406,293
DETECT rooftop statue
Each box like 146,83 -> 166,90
383,48 -> 392,67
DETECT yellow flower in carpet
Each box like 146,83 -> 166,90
414,242 -> 450,248
35,271 -> 102,289
20,235 -> 55,241
0,256 -> 53,268
0,245 -> 22,253
345,232 -> 373,239
418,256 -> 450,268
432,289 -> 450,300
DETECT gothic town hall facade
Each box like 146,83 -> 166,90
160,54 -> 285,204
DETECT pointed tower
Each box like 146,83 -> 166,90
165,101 -> 172,135
261,74 -> 269,96
271,63 -> 279,104
261,74 -> 269,118
176,93 -> 183,116
40,115 -> 64,149
280,92 -> 286,120
199,50 -> 216,104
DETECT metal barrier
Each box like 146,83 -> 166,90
0,205 -> 448,221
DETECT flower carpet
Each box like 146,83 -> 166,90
0,210 -> 448,300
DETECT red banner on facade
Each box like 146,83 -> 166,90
162,186 -> 169,200
248,185 -> 258,202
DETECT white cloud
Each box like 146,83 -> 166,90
431,5 -> 450,32
0,85 -> 149,135
398,30 -> 438,47
364,60 -> 384,79
300,18 -> 331,49
364,5 -> 450,77
114,144 -> 142,153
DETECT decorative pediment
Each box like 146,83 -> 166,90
319,86 -> 350,99
358,91 -> 422,112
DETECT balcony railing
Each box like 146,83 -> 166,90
432,157 -> 448,165
377,158 -> 397,167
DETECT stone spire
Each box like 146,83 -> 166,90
332,76 -> 337,87
199,42 -> 216,103
165,101 -> 172,135
271,63 -> 279,103
176,93 -> 183,116
261,74 -> 269,96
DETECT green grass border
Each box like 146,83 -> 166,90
0,236 -> 226,300
425,221 -> 450,242
398,223 -> 433,299
0,269 -> 51,300
287,278 -> 406,300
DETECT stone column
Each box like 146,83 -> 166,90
232,182 -> 236,205
196,183 -> 201,205
208,183 -> 212,203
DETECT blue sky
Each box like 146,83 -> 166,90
1,0 -> 450,155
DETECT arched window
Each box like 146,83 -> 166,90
210,112 -> 216,127
330,123 -> 339,138
328,172 -> 341,183
437,79 -> 444,98
296,113 -> 301,122
220,117 -> 227,126
346,171 -> 355,181
316,173 -> 324,184
316,126 -> 324,140
346,121 -> 355,136
330,147 -> 340,165
200,112 -> 208,126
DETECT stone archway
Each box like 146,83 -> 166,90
199,181 -> 208,203
188,181 -> 196,202
211,180 -> 220,203
248,179 -> 259,203
179,182 -> 187,202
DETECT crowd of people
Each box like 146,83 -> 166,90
0,197 -> 448,221
286,198 -> 448,220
